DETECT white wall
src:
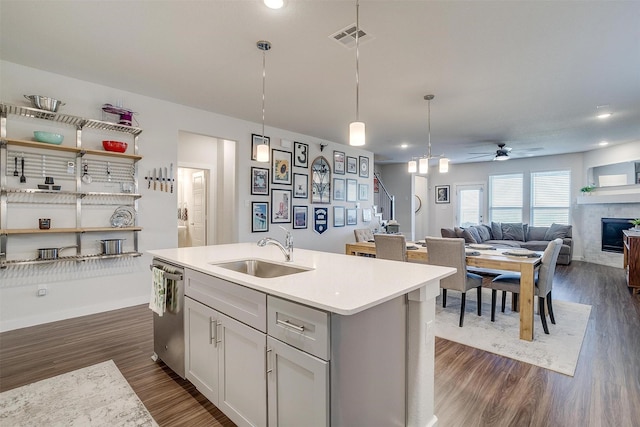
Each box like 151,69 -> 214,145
0,61 -> 373,331
376,163 -> 413,236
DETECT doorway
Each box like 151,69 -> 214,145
456,183 -> 485,227
177,167 -> 209,247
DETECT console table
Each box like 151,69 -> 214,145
622,230 -> 640,294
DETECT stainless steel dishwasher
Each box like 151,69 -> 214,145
150,258 -> 185,378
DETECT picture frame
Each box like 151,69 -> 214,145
251,133 -> 270,161
251,167 -> 269,195
333,178 -> 345,201
251,201 -> 269,232
435,185 -> 450,204
347,156 -> 358,174
293,141 -> 309,168
333,150 -> 345,175
346,179 -> 358,202
358,183 -> 369,201
293,205 -> 308,229
346,208 -> 357,226
362,208 -> 372,222
359,156 -> 369,178
333,206 -> 345,227
271,189 -> 292,223
311,156 -> 331,204
272,149 -> 292,185
293,173 -> 308,198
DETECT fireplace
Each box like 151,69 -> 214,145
601,218 -> 633,253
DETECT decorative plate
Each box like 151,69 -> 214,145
469,244 -> 493,250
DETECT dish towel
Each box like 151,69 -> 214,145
149,267 -> 166,317
163,265 -> 180,314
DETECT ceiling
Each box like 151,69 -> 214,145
2,1 -> 639,165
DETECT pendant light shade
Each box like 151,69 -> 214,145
419,157 -> 429,174
349,0 -> 365,146
256,40 -> 271,163
408,160 -> 417,173
439,157 -> 449,173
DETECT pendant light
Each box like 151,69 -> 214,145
256,40 -> 271,163
407,94 -> 450,174
349,0 -> 365,146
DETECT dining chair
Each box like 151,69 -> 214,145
425,237 -> 483,327
354,228 -> 374,242
488,238 -> 563,334
374,234 -> 407,262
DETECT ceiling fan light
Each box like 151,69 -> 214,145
349,121 -> 365,146
439,157 -> 449,173
494,154 -> 509,161
418,157 -> 429,174
256,142 -> 270,162
264,0 -> 284,9
408,160 -> 417,173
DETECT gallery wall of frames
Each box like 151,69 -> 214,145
249,134 -> 373,235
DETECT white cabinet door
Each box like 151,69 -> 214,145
267,336 -> 329,427
184,296 -> 219,405
218,312 -> 267,427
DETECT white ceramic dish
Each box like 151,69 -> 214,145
469,244 -> 493,250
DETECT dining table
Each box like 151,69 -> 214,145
345,240 -> 542,341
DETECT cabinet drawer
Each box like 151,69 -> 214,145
267,296 -> 330,360
185,268 -> 266,332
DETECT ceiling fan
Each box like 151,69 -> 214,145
468,143 -> 513,161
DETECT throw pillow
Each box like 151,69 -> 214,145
544,223 -> 572,240
501,223 -> 525,241
475,225 -> 491,242
461,229 -> 478,244
454,227 -> 465,239
440,228 -> 457,238
491,221 -> 503,240
467,226 -> 482,243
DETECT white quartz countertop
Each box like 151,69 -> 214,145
149,243 -> 455,315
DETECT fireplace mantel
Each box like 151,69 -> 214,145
577,192 -> 640,205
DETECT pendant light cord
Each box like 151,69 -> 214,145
427,96 -> 431,158
355,0 -> 360,121
262,49 -> 266,139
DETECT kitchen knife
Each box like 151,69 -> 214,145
164,167 -> 168,192
170,163 -> 174,193
159,168 -> 163,192
153,168 -> 157,190
148,170 -> 151,189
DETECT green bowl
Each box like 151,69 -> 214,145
34,131 -> 64,145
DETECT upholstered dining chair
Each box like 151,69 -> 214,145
425,237 -> 483,327
488,238 -> 563,334
374,234 -> 407,262
354,228 -> 374,242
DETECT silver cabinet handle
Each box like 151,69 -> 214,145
210,317 -> 216,345
276,318 -> 304,332
266,347 -> 273,374
215,321 -> 222,344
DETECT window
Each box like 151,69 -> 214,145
531,170 -> 570,226
489,173 -> 523,223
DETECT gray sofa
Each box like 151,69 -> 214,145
440,222 -> 573,265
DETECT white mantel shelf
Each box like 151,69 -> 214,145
577,193 -> 640,205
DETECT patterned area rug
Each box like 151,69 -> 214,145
435,288 -> 591,376
0,360 -> 158,426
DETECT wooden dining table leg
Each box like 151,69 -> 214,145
519,263 -> 535,341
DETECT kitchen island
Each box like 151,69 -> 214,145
149,243 -> 455,427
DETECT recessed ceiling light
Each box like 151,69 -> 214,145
264,0 -> 284,9
599,141 -> 609,146
400,143 -> 408,149
597,113 -> 612,119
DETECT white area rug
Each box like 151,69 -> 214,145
0,360 -> 158,426
435,288 -> 591,376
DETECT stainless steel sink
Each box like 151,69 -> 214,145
212,259 -> 310,278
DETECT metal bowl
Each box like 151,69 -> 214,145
24,95 -> 66,112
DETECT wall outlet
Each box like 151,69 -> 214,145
37,285 -> 48,297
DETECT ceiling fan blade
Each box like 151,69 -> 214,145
467,154 -> 492,160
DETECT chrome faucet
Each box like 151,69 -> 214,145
257,226 -> 293,262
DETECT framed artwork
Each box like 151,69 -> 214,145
346,208 -> 357,225
333,178 -> 345,201
333,151 -> 345,175
293,205 -> 308,229
358,183 -> 369,201
293,173 -> 308,198
294,141 -> 309,168
346,179 -> 358,202
251,134 -> 269,161
347,156 -> 358,174
271,189 -> 292,223
333,206 -> 345,227
314,207 -> 328,234
251,167 -> 269,195
362,208 -> 372,222
272,149 -> 292,185
251,202 -> 269,232
359,156 -> 369,178
311,156 -> 331,204
435,185 -> 450,204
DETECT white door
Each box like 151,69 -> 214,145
267,336 -> 329,427
456,184 -> 485,226
184,297 -> 220,405
191,170 -> 207,246
218,313 -> 267,427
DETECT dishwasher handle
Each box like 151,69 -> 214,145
150,264 -> 184,281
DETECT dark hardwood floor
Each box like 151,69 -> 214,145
1,261 -> 638,426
